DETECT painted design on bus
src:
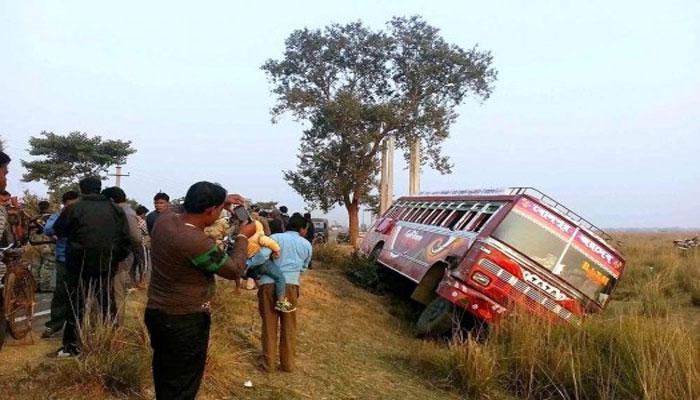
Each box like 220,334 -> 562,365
386,221 -> 475,267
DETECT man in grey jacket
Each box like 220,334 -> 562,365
102,186 -> 142,325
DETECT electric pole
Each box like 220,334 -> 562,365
379,136 -> 395,214
109,166 -> 130,188
409,140 -> 420,195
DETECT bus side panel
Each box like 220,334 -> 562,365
361,230 -> 383,255
378,222 -> 477,282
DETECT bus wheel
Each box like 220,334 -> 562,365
368,244 -> 383,264
416,297 -> 453,337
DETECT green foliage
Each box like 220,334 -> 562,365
21,131 -> 136,198
19,189 -> 43,216
311,243 -> 348,267
263,16 -> 497,244
343,251 -> 389,295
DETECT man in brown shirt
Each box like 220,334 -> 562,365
145,182 -> 255,400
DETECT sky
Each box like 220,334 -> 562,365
1,1 -> 698,228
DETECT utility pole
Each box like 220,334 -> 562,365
109,166 -> 130,188
409,140 -> 420,195
379,136 -> 395,214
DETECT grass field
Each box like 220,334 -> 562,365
0,231 -> 698,399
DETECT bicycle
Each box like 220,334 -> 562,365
0,244 -> 36,350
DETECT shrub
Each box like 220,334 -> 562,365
342,251 -> 389,294
312,243 -> 348,268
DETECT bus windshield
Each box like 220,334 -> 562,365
491,199 -> 619,304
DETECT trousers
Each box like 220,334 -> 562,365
45,261 -> 69,331
258,284 -> 299,372
145,308 -> 211,400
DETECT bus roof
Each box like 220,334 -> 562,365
399,187 -> 615,248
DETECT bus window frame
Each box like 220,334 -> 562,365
439,203 -> 460,228
415,202 -> 437,223
403,202 -> 422,222
396,201 -> 413,220
453,203 -> 481,231
429,203 -> 452,226
423,202 -> 445,225
410,202 -> 429,222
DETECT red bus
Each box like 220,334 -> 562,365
361,188 -> 625,335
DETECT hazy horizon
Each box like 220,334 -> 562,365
1,1 -> 698,229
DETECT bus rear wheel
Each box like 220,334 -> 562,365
368,244 -> 383,264
416,297 -> 453,337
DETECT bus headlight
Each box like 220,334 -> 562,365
471,271 -> 491,287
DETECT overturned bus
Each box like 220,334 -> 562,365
361,188 -> 625,335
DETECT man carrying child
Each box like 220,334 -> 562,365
244,217 -> 294,312
248,214 -> 311,372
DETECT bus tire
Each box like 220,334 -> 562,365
368,243 -> 383,264
416,297 -> 453,337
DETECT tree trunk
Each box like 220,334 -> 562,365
346,201 -> 360,249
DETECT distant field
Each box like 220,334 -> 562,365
0,231 -> 698,399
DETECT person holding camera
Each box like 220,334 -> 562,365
145,182 -> 255,400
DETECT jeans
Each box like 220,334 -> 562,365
249,262 -> 287,299
45,261 -> 69,332
144,308 -> 211,400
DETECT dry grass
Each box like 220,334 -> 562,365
0,231 -> 698,399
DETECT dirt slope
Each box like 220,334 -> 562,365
0,265 -> 463,400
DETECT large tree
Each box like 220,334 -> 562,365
22,131 -> 136,201
262,16 -> 497,246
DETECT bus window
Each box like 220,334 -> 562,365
408,203 -> 426,222
492,210 -> 566,271
397,203 -> 414,220
415,203 -> 436,223
454,211 -> 476,230
424,209 -> 439,225
447,211 -> 466,230
440,210 -> 457,227
391,204 -> 405,218
403,202 -> 421,221
430,208 -> 449,226
384,203 -> 399,218
471,213 -> 492,232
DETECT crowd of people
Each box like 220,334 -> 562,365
0,150 -> 315,400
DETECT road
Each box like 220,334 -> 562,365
32,292 -> 52,333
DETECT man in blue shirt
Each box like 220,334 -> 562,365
41,190 -> 80,338
249,213 -> 312,372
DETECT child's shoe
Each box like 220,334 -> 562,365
274,298 -> 296,313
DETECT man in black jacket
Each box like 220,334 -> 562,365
53,176 -> 131,357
